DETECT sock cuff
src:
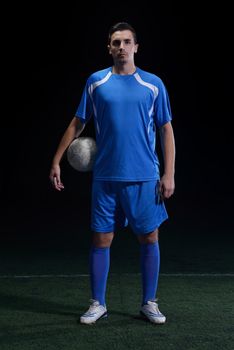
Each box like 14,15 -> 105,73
140,241 -> 159,253
90,246 -> 110,253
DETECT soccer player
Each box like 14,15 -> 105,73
49,22 -> 175,325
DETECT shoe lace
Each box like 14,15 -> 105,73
88,299 -> 100,311
148,300 -> 160,312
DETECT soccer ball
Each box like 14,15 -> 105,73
67,137 -> 97,172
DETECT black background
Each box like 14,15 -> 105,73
1,1 -> 233,247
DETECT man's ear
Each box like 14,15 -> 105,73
134,44 -> 139,53
107,45 -> 111,54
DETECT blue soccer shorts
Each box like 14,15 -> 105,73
91,180 -> 168,234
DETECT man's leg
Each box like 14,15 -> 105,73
138,229 -> 160,305
138,228 -> 166,324
80,232 -> 114,324
90,232 -> 114,305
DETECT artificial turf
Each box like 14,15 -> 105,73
0,274 -> 233,350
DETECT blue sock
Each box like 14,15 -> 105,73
89,246 -> 110,306
140,241 -> 160,305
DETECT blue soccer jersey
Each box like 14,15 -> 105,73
75,67 -> 172,181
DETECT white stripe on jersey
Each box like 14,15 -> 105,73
134,72 -> 159,135
88,71 -> 112,134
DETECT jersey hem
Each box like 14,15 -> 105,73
75,115 -> 86,124
93,176 -> 159,182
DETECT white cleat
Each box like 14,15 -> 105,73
80,299 -> 108,325
140,300 -> 166,324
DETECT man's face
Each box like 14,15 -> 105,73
108,30 -> 138,64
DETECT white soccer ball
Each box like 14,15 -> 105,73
67,137 -> 97,172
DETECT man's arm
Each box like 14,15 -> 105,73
159,121 -> 175,199
49,117 -> 85,191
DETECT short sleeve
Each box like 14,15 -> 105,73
75,80 -> 93,124
153,80 -> 172,127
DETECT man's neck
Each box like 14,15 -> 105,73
112,63 -> 136,75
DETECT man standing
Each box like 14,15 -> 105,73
49,22 -> 175,325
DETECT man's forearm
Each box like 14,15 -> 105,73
160,122 -> 175,177
52,117 -> 85,166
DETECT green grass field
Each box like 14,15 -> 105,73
0,274 -> 233,350
0,206 -> 234,350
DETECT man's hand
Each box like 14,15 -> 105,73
159,174 -> 175,199
49,164 -> 64,191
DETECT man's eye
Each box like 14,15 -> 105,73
112,40 -> 120,46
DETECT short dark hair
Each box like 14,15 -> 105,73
108,22 -> 137,45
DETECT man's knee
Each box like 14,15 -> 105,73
92,232 -> 114,248
138,228 -> 159,244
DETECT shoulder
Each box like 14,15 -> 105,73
87,67 -> 112,85
136,67 -> 165,88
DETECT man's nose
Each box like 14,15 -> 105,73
119,41 -> 124,49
